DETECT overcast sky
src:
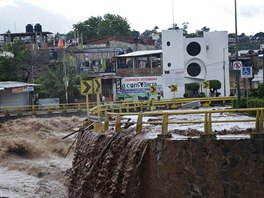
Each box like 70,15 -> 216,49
0,0 -> 263,35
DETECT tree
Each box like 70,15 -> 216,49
131,29 -> 140,39
140,26 -> 159,40
72,14 -> 132,41
0,40 -> 30,82
98,14 -> 131,38
208,80 -> 221,97
34,54 -> 81,103
201,26 -> 210,32
186,82 -> 200,97
73,16 -> 102,41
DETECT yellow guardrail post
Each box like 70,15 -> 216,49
119,105 -> 122,113
63,104 -> 66,111
134,104 -> 137,112
115,114 -> 122,133
126,104 -> 129,113
17,106 -> 22,115
136,113 -> 143,134
77,103 -> 81,110
255,109 -> 260,133
161,113 -> 168,135
104,111 -> 109,132
32,105 -> 36,113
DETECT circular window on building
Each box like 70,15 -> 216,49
167,62 -> 171,67
187,42 -> 201,56
167,41 -> 171,46
187,63 -> 201,77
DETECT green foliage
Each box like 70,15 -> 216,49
257,84 -> 264,98
34,55 -> 82,103
233,98 -> 264,109
73,14 -> 132,41
248,88 -> 258,97
186,82 -> 200,91
199,92 -> 206,97
0,40 -> 30,81
208,80 -> 221,89
98,14 -> 131,38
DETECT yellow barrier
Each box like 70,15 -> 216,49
0,96 -> 235,118
105,107 -> 264,135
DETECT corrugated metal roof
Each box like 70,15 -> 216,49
116,50 -> 162,58
0,81 -> 40,90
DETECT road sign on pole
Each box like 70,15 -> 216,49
93,78 -> 102,93
233,61 -> 242,70
202,81 -> 210,89
81,80 -> 93,95
169,84 -> 178,92
241,66 -> 252,78
149,85 -> 157,94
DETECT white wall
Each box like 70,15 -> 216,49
162,30 -> 230,99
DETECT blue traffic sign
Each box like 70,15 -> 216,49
241,66 -> 252,78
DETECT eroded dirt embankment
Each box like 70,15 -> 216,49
69,130 -> 264,198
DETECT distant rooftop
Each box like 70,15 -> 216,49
0,81 -> 39,91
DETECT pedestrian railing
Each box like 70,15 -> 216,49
103,108 -> 264,135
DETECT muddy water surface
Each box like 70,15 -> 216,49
0,116 -> 83,197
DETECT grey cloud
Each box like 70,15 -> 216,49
0,1 -> 75,34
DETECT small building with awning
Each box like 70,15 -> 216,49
0,81 -> 39,108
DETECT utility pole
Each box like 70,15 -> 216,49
235,0 -> 241,108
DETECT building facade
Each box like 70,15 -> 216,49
162,30 -> 230,99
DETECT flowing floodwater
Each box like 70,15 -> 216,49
0,107 -> 256,197
0,116 -> 84,198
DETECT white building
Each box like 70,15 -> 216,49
0,81 -> 37,108
162,30 -> 230,99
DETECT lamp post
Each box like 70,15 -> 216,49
235,0 -> 241,108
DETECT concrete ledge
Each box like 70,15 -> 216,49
200,134 -> 217,140
250,133 -> 264,139
157,133 -> 172,139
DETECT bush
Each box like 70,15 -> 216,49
199,92 -> 206,97
183,93 -> 189,98
208,80 -> 221,89
186,83 -> 200,91
257,85 -> 264,98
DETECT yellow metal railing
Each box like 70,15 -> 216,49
104,108 -> 264,135
0,96 -> 236,119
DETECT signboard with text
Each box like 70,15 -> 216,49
117,76 -> 163,100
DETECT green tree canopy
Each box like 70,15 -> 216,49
73,14 -> 132,41
0,40 -> 30,82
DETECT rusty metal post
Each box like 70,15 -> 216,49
136,113 -> 143,134
115,114 -> 122,133
208,112 -> 212,134
104,111 -> 109,132
256,109 -> 260,133
161,113 -> 168,135
259,109 -> 264,132
204,112 -> 208,135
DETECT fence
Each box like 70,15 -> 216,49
103,108 -> 264,135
